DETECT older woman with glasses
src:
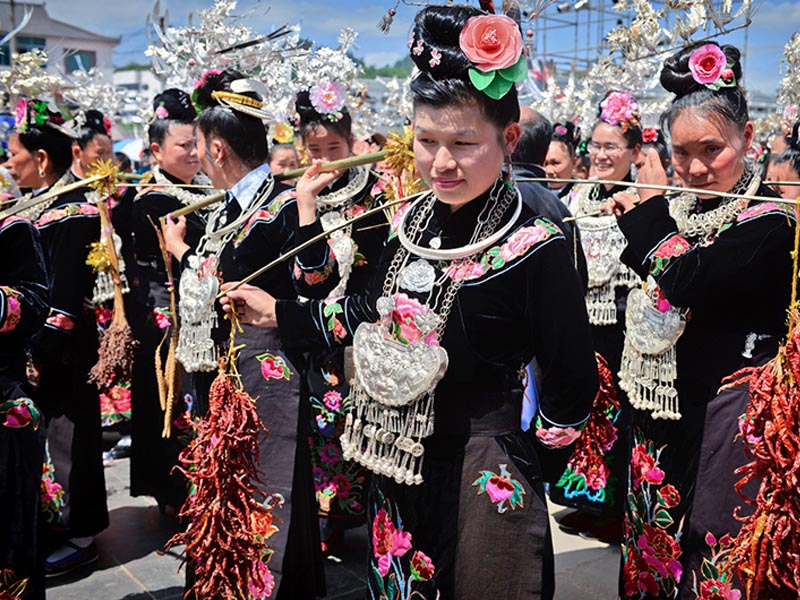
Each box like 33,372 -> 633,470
550,92 -> 642,542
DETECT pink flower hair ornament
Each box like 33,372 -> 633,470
599,91 -> 641,132
687,44 -> 737,91
457,14 -> 528,100
308,79 -> 348,122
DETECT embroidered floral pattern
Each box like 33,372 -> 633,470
623,428 -> 685,599
294,244 -> 337,287
234,190 -> 296,245
322,297 -> 348,342
309,365 -> 367,518
152,307 -> 172,329
534,415 -> 584,449
369,491 -> 438,598
0,568 -> 27,599
100,380 -> 132,426
649,234 -> 691,277
0,398 -> 40,429
473,463 -> 526,514
0,286 -> 21,333
735,202 -> 785,223
40,441 -> 65,525
45,311 -> 74,331
690,532 -> 740,600
444,219 -> 561,282
389,293 -> 438,346
36,202 -> 99,227
257,353 -> 291,381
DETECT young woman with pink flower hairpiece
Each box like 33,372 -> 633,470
221,5 -> 598,598
288,82 -> 386,554
602,41 -> 794,599
549,90 -> 644,543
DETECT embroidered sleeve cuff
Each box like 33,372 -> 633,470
646,233 -> 692,277
45,309 -> 76,332
617,196 -> 678,274
533,413 -> 588,449
0,286 -> 22,334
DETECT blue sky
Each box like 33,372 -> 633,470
46,0 -> 798,96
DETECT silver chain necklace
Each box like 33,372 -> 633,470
316,166 -> 369,209
342,177 -> 518,486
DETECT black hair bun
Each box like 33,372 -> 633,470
154,88 -> 196,121
294,90 -> 317,127
552,121 -> 579,147
409,5 -> 482,78
192,68 -> 249,111
660,41 -> 742,97
83,109 -> 109,137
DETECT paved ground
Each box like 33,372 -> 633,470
47,454 -> 620,600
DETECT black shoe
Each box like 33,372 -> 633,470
579,520 -> 623,544
556,510 -> 597,533
45,541 -> 99,577
109,435 -> 131,459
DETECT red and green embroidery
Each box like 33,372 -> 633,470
473,463 -> 526,514
370,491 -> 438,598
623,428 -> 685,599
294,244 -> 337,287
0,397 -> 40,430
649,234 -> 691,277
690,532 -> 740,600
257,353 -> 291,381
444,219 -> 561,282
234,190 -> 296,245
0,286 -> 21,333
40,440 -> 65,525
322,297 -> 347,342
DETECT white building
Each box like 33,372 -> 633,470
0,1 -> 118,79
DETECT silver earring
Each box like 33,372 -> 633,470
38,169 -> 45,178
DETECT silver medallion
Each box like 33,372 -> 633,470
398,259 -> 436,293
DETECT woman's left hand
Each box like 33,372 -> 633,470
219,282 -> 278,328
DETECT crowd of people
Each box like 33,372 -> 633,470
2,3 -> 800,600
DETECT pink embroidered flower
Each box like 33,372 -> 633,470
155,105 -> 169,119
46,312 -> 74,331
600,92 -> 640,128
499,224 -> 550,262
319,442 -> 341,465
330,473 -> 352,500
372,508 -> 413,577
331,318 -> 347,342
95,306 -> 113,327
14,98 -> 27,129
0,292 -> 21,333
309,79 -> 346,116
736,202 -> 780,222
535,424 -> 581,448
631,444 -> 665,489
3,400 -> 34,428
152,308 -> 172,329
688,44 -> 727,85
638,523 -> 683,582
391,293 -> 426,344
323,390 -> 342,411
642,127 -> 658,143
574,453 -> 610,491
410,550 -> 435,582
459,15 -> 523,72
623,546 -> 660,597
259,353 -> 290,381
738,413 -> 762,445
697,580 -> 741,600
248,559 -> 275,600
344,204 -> 366,219
554,125 -> 568,136
485,474 -> 515,503
443,259 -> 487,282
